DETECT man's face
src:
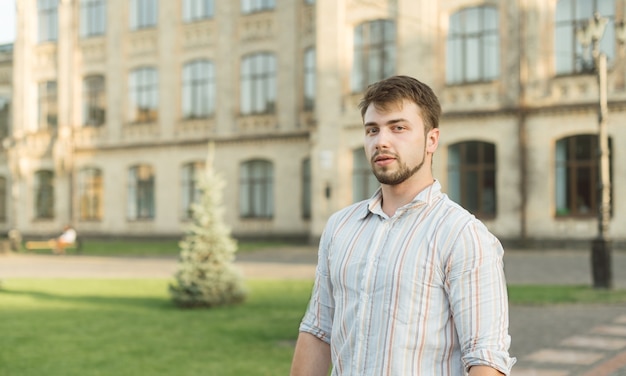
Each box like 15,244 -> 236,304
363,99 -> 438,186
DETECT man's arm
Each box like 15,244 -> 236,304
468,365 -> 504,376
290,332 -> 331,376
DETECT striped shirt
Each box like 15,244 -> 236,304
300,180 -> 516,375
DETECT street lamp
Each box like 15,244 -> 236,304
576,13 -> 617,289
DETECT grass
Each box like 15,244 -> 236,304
0,278 -> 314,376
507,284 -> 626,305
2,277 -> 626,375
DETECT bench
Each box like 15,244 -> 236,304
24,239 -> 82,254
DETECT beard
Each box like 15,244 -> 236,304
371,153 -> 425,186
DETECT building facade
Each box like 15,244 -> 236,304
5,0 -> 626,245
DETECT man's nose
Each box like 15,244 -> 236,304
374,128 -> 391,149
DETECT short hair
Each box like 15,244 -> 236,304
358,75 -> 442,131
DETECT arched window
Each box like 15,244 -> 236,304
448,141 -> 497,218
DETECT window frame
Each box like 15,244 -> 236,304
35,170 -> 55,219
241,0 -> 275,15
128,67 -> 158,123
127,165 -> 155,220
555,134 -> 613,218
447,141 -> 497,219
446,5 -> 500,84
83,75 -> 106,127
239,159 -> 274,218
352,148 -> 379,202
183,0 -> 214,22
38,0 -> 59,43
351,19 -> 396,93
303,48 -> 316,111
554,0 -> 615,75
78,167 -> 103,221
182,59 -> 216,119
80,0 -> 106,38
240,52 -> 276,115
38,80 -> 58,131
180,161 -> 206,220
130,0 -> 158,30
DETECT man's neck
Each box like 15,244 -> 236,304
380,176 -> 435,217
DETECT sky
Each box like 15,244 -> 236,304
0,0 -> 16,44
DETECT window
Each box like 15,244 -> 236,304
555,0 -> 615,75
302,158 -> 311,219
129,67 -> 158,123
80,0 -> 106,37
446,6 -> 499,84
352,148 -> 379,202
78,167 -> 103,220
304,48 -> 316,111
127,165 -> 155,220
38,0 -> 58,42
0,177 -> 6,221
0,97 -> 9,139
448,141 -> 497,218
351,20 -> 396,93
181,161 -> 205,219
182,60 -> 215,119
239,160 -> 273,218
38,81 -> 58,131
83,75 -> 106,126
130,0 -> 158,30
240,53 -> 276,115
305,0 -> 315,4
241,0 -> 275,14
35,170 -> 54,219
555,135 -> 613,217
183,0 -> 214,22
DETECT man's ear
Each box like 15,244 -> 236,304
426,128 -> 439,153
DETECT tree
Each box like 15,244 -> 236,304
169,161 -> 246,308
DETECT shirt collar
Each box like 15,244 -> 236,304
362,179 -> 442,219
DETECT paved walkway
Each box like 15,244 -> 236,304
2,247 -> 626,375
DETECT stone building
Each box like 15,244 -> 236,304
5,0 -> 626,246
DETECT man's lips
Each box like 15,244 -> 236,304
373,154 -> 396,166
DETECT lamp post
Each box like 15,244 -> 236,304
576,13 -> 612,289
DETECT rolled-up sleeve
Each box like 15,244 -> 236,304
445,221 -> 516,375
299,226 -> 335,344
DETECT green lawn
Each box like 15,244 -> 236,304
0,278 -> 313,376
2,277 -> 626,375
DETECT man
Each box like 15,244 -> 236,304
54,225 -> 77,255
291,76 -> 515,375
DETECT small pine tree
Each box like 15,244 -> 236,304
169,163 -> 246,308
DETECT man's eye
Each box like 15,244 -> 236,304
366,128 -> 378,134
393,126 -> 405,131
